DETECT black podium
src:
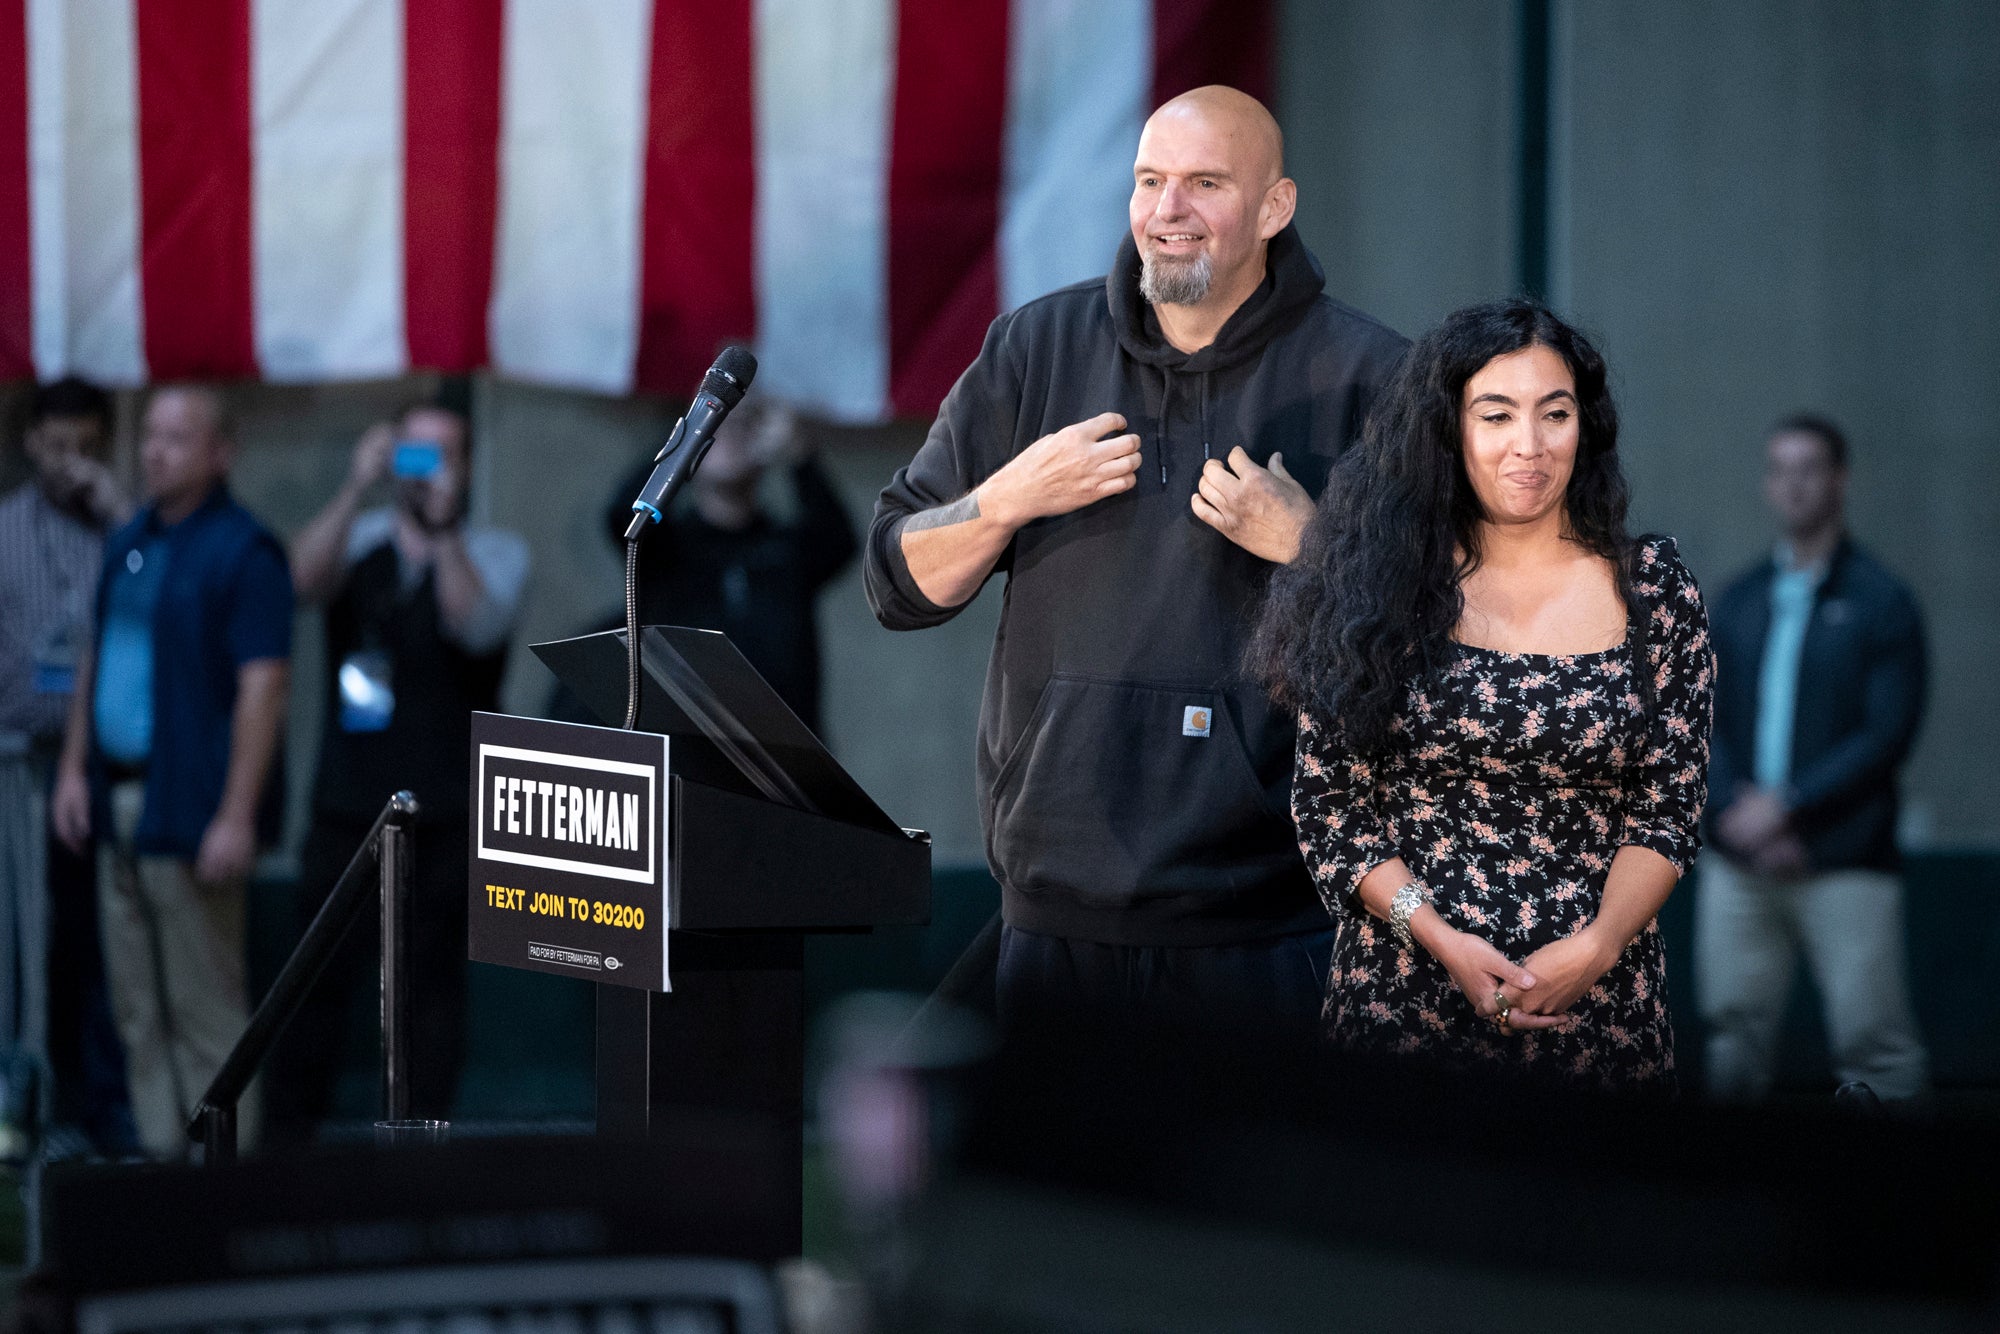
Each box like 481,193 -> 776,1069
529,626 -> 931,1250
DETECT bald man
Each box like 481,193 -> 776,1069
867,87 -> 1407,1046
54,386 -> 292,1158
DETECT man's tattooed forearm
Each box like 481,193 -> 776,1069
904,491 -> 982,533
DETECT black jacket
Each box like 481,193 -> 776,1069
866,226 -> 1407,946
1705,537 -> 1927,872
314,544 -> 507,823
604,456 -> 857,733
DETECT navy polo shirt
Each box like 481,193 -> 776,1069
92,485 -> 292,857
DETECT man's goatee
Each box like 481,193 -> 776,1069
1140,250 -> 1213,306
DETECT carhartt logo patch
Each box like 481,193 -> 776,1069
1182,706 -> 1212,738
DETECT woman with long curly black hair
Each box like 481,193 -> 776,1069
1252,299 -> 1713,1088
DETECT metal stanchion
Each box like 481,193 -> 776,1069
379,792 -> 418,1125
373,793 -> 444,1147
188,790 -> 421,1164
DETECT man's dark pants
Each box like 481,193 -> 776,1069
996,923 -> 1334,1054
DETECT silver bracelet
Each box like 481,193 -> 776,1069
1387,879 -> 1430,949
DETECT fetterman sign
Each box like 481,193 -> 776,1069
467,712 -> 672,991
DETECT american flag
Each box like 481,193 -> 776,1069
0,0 -> 1265,420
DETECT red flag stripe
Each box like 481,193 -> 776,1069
403,0 -> 504,373
634,0 -> 756,396
134,0 -> 255,380
0,0 -> 29,378
1151,0 -> 1272,110
886,0 -> 1010,418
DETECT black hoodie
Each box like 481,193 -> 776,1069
867,225 -> 1407,947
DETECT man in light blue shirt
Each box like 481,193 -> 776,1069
1750,552 -> 1827,802
91,536 -> 169,769
1697,416 -> 1929,1105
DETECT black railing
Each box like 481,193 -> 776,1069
188,791 -> 420,1165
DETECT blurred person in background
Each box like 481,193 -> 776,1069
52,386 -> 292,1159
1698,414 -> 1930,1106
271,401 -> 528,1143
1255,301 -> 1712,1090
0,377 -> 138,1155
865,86 -> 1406,1046
604,397 -> 855,734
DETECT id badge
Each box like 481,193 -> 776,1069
339,649 -> 395,733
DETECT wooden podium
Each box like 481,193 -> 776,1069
522,626 -> 931,1250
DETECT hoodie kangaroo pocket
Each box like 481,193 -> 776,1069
987,675 -> 1283,907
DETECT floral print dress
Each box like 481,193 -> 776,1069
1293,538 -> 1714,1089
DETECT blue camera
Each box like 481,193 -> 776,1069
392,440 -> 443,479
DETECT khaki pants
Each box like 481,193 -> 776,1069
98,781 -> 256,1158
1694,857 -> 1930,1102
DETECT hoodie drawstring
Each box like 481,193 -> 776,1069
1157,368 -> 1215,488
1199,372 -> 1211,466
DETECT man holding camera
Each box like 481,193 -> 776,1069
270,402 -> 528,1143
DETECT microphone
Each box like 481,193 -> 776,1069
623,345 -> 759,540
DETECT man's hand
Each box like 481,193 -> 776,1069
349,423 -> 395,494
416,448 -> 467,532
46,451 -> 126,525
195,812 -> 257,887
199,657 -> 288,887
977,413 -> 1141,530
51,768 -> 91,852
747,405 -> 808,470
899,412 -> 1138,610
1753,831 -> 1810,880
1718,788 -> 1790,856
1191,448 -> 1314,562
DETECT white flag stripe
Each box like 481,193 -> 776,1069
252,0 -> 405,382
489,0 -> 653,395
752,0 -> 895,422
999,0 -> 1150,314
27,0 -> 145,385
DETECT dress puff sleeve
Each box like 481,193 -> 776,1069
1619,537 -> 1715,873
1293,704 -> 1399,915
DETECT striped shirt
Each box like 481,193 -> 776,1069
0,481 -> 105,744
